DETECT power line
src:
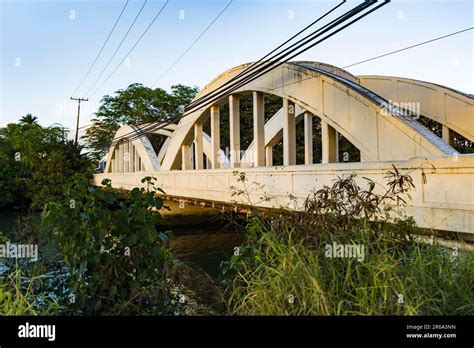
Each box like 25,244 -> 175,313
87,0 -> 170,98
185,0 -> 352,112
270,26 -> 474,91
90,0 -> 367,148
344,26 -> 474,69
71,1 -> 130,97
83,0 -> 148,98
86,5 -> 473,150
89,12 -> 471,155
103,0 -> 383,147
103,0 -> 382,149
151,0 -> 234,87
184,0 -> 383,115
102,0 -> 369,147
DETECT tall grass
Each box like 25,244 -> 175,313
223,169 -> 474,315
0,268 -> 59,315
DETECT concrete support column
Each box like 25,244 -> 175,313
134,148 -> 140,172
113,147 -> 119,173
442,125 -> 455,147
229,94 -> 240,167
123,141 -> 129,172
210,105 -> 221,169
190,143 -> 195,169
128,142 -> 134,172
321,120 -> 338,163
253,92 -> 265,167
283,99 -> 296,166
304,112 -> 313,165
194,122 -> 204,170
265,146 -> 273,167
181,144 -> 192,170
118,142 -> 124,172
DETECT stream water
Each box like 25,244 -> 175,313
171,226 -> 244,279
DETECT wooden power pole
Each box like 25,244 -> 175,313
70,97 -> 88,143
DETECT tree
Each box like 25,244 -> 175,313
83,83 -> 199,160
0,116 -> 92,209
0,136 -> 22,207
417,116 -> 473,154
19,114 -> 38,125
26,141 -> 93,209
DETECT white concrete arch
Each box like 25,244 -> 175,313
96,61 -> 474,237
161,62 -> 455,170
240,104 -> 307,166
358,75 -> 474,142
104,124 -> 162,173
106,123 -> 230,173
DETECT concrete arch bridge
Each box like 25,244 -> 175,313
93,61 -> 474,239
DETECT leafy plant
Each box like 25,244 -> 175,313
40,174 -> 178,314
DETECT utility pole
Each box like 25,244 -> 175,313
70,97 -> 88,143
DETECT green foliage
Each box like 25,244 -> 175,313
224,219 -> 474,315
0,136 -> 23,207
83,83 -> 199,159
0,120 -> 62,169
417,115 -> 473,154
19,113 -> 39,126
26,141 -> 93,209
0,116 -> 92,209
40,175 -> 178,314
223,170 -> 474,315
0,117 -> 60,207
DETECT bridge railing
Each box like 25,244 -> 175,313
93,154 -> 474,238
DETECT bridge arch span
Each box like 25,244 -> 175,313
105,123 -> 231,173
358,75 -> 474,143
161,62 -> 455,171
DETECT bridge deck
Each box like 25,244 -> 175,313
93,155 -> 474,239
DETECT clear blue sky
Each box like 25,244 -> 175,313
1,0 -> 473,135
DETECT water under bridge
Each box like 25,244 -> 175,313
92,61 -> 474,239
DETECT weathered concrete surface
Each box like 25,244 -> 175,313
359,75 -> 474,142
93,155 -> 474,237
98,61 -> 473,238
159,62 -> 455,171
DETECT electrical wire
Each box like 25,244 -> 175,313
71,0 -> 130,97
185,0 -> 348,111
102,0 -> 382,148
151,0 -> 234,87
184,0 -> 380,114
83,0 -> 148,98
87,0 -> 170,98
271,26 -> 474,91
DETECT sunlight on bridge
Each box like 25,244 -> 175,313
94,61 -> 474,238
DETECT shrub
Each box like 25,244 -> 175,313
41,175 -> 178,314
